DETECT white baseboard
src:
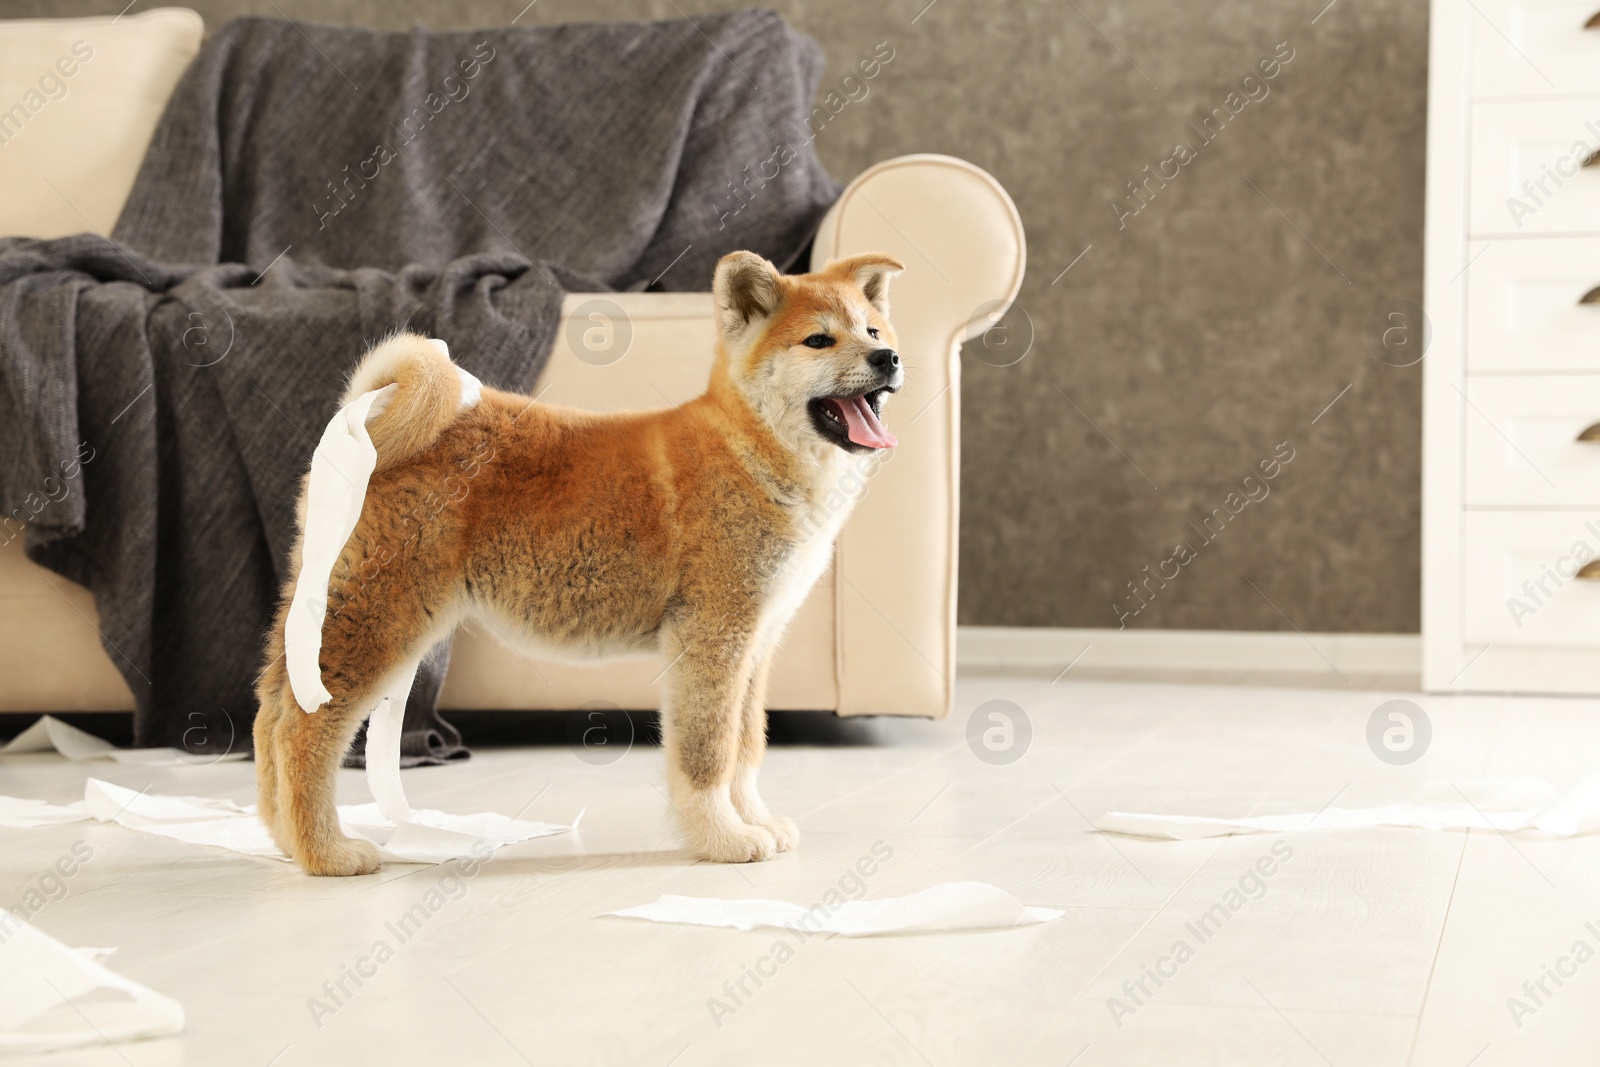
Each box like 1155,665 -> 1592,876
956,626 -> 1421,676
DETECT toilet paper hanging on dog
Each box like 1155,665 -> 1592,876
280,349 -> 550,864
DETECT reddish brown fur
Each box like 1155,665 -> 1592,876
255,252 -> 905,874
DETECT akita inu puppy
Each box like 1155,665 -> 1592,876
253,250 -> 906,875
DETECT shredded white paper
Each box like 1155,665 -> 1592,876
0,778 -> 576,864
0,908 -> 183,1053
605,882 -> 1062,936
0,714 -> 246,767
1096,774 -> 1600,840
0,795 -> 91,829
86,778 -> 575,864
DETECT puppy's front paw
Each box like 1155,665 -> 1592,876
756,815 -> 799,853
698,822 -> 778,864
301,837 -> 382,877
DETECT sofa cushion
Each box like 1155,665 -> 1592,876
0,8 -> 202,238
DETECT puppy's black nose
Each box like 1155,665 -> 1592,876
868,348 -> 900,373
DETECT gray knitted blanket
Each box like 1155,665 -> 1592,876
0,11 -> 839,757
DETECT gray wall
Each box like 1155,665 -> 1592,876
27,0 -> 1429,633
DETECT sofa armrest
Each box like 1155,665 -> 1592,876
810,154 -> 1026,718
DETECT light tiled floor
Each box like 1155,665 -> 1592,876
4,669 -> 1599,1066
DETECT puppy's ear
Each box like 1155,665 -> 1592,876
713,251 -> 783,338
827,253 -> 905,316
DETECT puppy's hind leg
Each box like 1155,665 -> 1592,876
730,652 -> 798,853
266,593 -> 438,876
252,651 -> 296,859
660,620 -> 776,863
267,679 -> 382,877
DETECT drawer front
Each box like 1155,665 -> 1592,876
1470,100 -> 1600,235
1463,375 -> 1600,504
1471,0 -> 1600,98
1465,238 -> 1600,371
1464,510 -> 1600,645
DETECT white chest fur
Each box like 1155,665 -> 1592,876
754,457 -> 862,657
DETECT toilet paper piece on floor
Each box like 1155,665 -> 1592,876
0,710 -> 574,861
0,908 -> 183,1053
0,715 -> 246,767
605,882 -> 1062,937
1096,774 -> 1600,840
0,795 -> 91,829
80,778 -> 576,865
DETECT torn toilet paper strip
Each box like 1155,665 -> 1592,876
80,778 -> 576,864
0,778 -> 575,863
0,795 -> 91,829
605,882 -> 1063,936
0,908 -> 183,1053
0,715 -> 246,767
284,348 -> 479,715
275,348 -> 525,863
1096,774 -> 1600,840
284,379 -> 397,716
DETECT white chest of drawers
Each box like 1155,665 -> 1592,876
1425,0 -> 1600,692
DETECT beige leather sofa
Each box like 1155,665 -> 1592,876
0,10 -> 1025,720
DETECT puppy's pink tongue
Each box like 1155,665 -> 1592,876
837,395 -> 897,448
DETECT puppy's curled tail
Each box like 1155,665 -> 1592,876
343,332 -> 465,471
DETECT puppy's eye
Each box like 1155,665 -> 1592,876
867,327 -> 879,339
802,333 -> 835,349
